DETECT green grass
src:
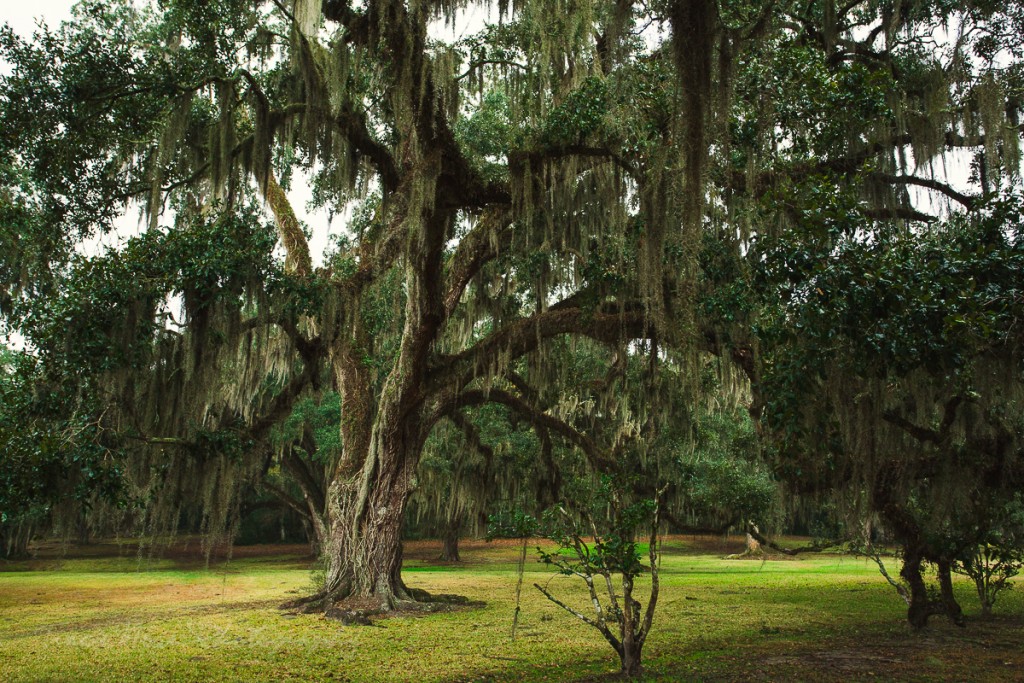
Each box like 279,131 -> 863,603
0,537 -> 1021,682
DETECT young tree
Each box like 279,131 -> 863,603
953,494 -> 1024,618
536,483 -> 664,679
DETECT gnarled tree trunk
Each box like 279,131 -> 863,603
317,403 -> 425,612
900,546 -> 933,629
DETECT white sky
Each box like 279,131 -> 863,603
3,1 -> 75,37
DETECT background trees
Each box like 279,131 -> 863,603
757,203 -> 1024,626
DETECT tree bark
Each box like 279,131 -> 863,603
2,520 -> 33,560
319,417 -> 422,611
745,532 -> 761,555
620,644 -> 643,679
900,546 -> 932,629
440,516 -> 461,563
936,559 -> 965,627
619,575 -> 644,678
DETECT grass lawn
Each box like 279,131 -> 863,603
0,535 -> 1021,681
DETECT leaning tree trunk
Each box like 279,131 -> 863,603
900,546 -> 933,629
935,559 -> 965,627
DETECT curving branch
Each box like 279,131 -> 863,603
868,173 -> 981,210
456,388 -> 617,472
248,359 -> 318,443
882,395 -> 965,445
448,410 -> 497,464
430,305 -> 646,392
261,170 -> 313,277
509,145 -> 640,179
442,208 -> 514,317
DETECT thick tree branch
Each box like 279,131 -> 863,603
260,171 -> 313,277
261,479 -> 313,520
431,305 -> 646,391
448,410 -> 497,464
443,208 -> 514,317
249,362 -> 317,443
882,395 -> 964,445
862,207 -> 936,223
456,388 -> 617,472
509,145 -> 639,179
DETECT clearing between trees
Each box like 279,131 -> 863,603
1,535 -> 1021,682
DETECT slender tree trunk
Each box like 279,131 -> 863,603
901,546 -> 932,629
440,516 -> 461,562
936,559 -> 965,626
976,566 -> 994,618
2,521 -> 33,560
619,576 -> 644,677
77,511 -> 90,546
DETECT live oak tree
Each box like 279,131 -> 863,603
1,0 -> 712,614
757,205 -> 1024,627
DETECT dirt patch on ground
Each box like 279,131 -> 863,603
11,533 -> 754,570
689,616 -> 1024,682
401,533 -> 757,562
1,538 -> 316,571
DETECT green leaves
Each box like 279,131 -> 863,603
0,349 -> 125,543
487,508 -> 540,540
538,77 -> 610,149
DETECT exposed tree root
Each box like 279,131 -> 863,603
280,585 -> 484,625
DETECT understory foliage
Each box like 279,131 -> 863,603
0,350 -> 124,557
534,478 -> 664,679
952,495 -> 1024,617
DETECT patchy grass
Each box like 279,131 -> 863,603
0,536 -> 1021,681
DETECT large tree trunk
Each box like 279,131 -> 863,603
935,559 -> 965,627
319,420 -> 422,612
290,158 -> 449,618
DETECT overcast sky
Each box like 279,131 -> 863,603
4,1 -> 76,36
